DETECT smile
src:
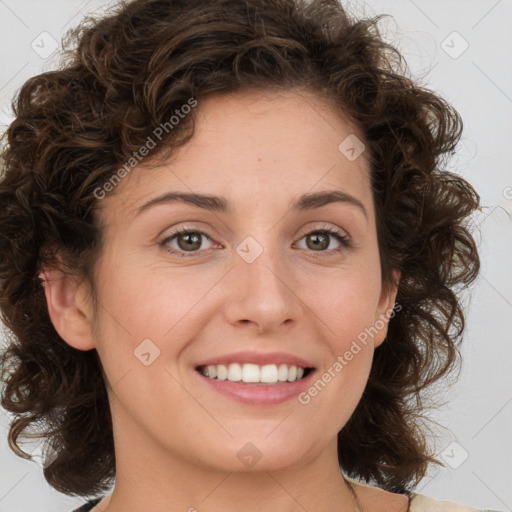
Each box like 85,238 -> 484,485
196,363 -> 313,384
195,363 -> 317,405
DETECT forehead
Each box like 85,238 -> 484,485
100,89 -> 373,221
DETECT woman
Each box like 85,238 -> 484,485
0,0 -> 498,511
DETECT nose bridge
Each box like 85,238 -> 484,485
223,233 -> 301,330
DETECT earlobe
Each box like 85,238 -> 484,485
39,267 -> 97,351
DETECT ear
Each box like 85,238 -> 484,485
39,266 -> 97,351
373,269 -> 401,348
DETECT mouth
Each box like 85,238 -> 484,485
195,363 -> 315,385
194,362 -> 317,405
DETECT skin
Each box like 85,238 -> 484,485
41,89 -> 407,512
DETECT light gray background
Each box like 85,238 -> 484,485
0,1 -> 511,511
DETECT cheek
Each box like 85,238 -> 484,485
303,263 -> 383,347
296,260 -> 383,410
90,252 -> 227,393
93,248 -> 217,338
296,269 -> 380,429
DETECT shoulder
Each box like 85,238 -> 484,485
409,491 -> 502,512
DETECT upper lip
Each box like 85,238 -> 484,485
195,351 -> 315,369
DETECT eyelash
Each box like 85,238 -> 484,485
160,224 -> 352,258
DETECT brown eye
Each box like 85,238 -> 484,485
296,227 -> 351,254
305,232 -> 330,251
176,232 -> 202,251
161,228 -> 214,256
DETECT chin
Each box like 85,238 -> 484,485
190,437 -> 308,473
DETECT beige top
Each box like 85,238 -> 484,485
75,482 -> 502,511
76,492 -> 501,512
408,491 -> 501,512
345,477 -> 500,512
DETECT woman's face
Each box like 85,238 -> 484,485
71,89 -> 397,472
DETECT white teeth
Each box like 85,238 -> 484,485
277,364 -> 288,381
287,365 -> 297,381
242,363 -> 260,383
199,363 -> 308,383
227,363 -> 242,381
260,364 -> 278,383
216,365 -> 227,381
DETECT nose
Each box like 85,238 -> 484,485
221,246 -> 302,334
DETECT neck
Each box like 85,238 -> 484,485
101,406 -> 359,512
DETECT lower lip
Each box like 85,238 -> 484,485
195,369 -> 316,405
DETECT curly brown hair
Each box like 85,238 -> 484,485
0,0 -> 479,499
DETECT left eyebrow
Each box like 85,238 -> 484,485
293,190 -> 368,221
134,190 -> 368,222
